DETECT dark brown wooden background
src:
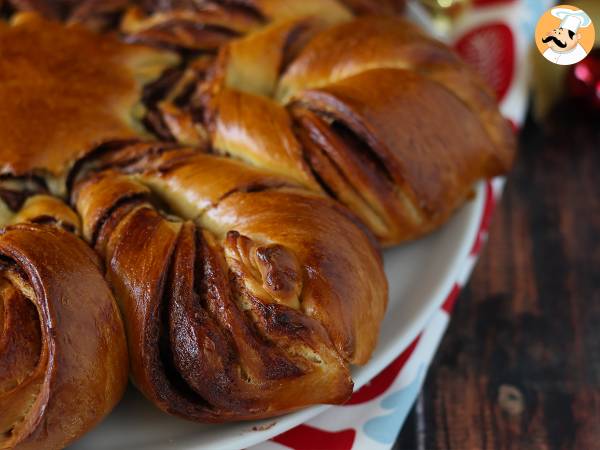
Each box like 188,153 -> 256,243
394,103 -> 600,450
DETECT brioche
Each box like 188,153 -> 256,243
0,221 -> 128,450
0,0 -> 515,445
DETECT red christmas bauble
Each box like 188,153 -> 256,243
566,47 -> 600,110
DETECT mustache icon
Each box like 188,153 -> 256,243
542,35 -> 567,48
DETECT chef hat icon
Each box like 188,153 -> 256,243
551,7 -> 592,34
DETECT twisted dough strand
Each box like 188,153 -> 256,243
201,15 -> 515,245
71,144 -> 386,421
0,0 -> 513,435
0,223 -> 128,450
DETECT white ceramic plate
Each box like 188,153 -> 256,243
70,182 -> 485,450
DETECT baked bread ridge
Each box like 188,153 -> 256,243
0,0 -> 513,440
70,142 -> 387,421
200,14 -> 516,246
1,4 -> 390,427
0,221 -> 128,450
0,0 -> 507,248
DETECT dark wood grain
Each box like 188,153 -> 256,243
395,104 -> 600,450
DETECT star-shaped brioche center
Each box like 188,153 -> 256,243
0,13 -> 179,181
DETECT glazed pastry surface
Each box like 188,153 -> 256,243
0,0 -> 514,443
0,223 -> 128,450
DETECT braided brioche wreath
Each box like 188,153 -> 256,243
0,0 -> 515,448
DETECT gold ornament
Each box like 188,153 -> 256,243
419,0 -> 472,32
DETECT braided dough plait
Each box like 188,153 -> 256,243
203,15 -> 516,245
71,145 -> 387,421
0,0 -> 513,440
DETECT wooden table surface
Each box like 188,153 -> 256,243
394,103 -> 600,450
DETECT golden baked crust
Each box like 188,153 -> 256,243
0,223 -> 128,450
69,145 -> 386,421
0,13 -> 177,180
205,15 -> 515,245
0,0 -> 512,441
